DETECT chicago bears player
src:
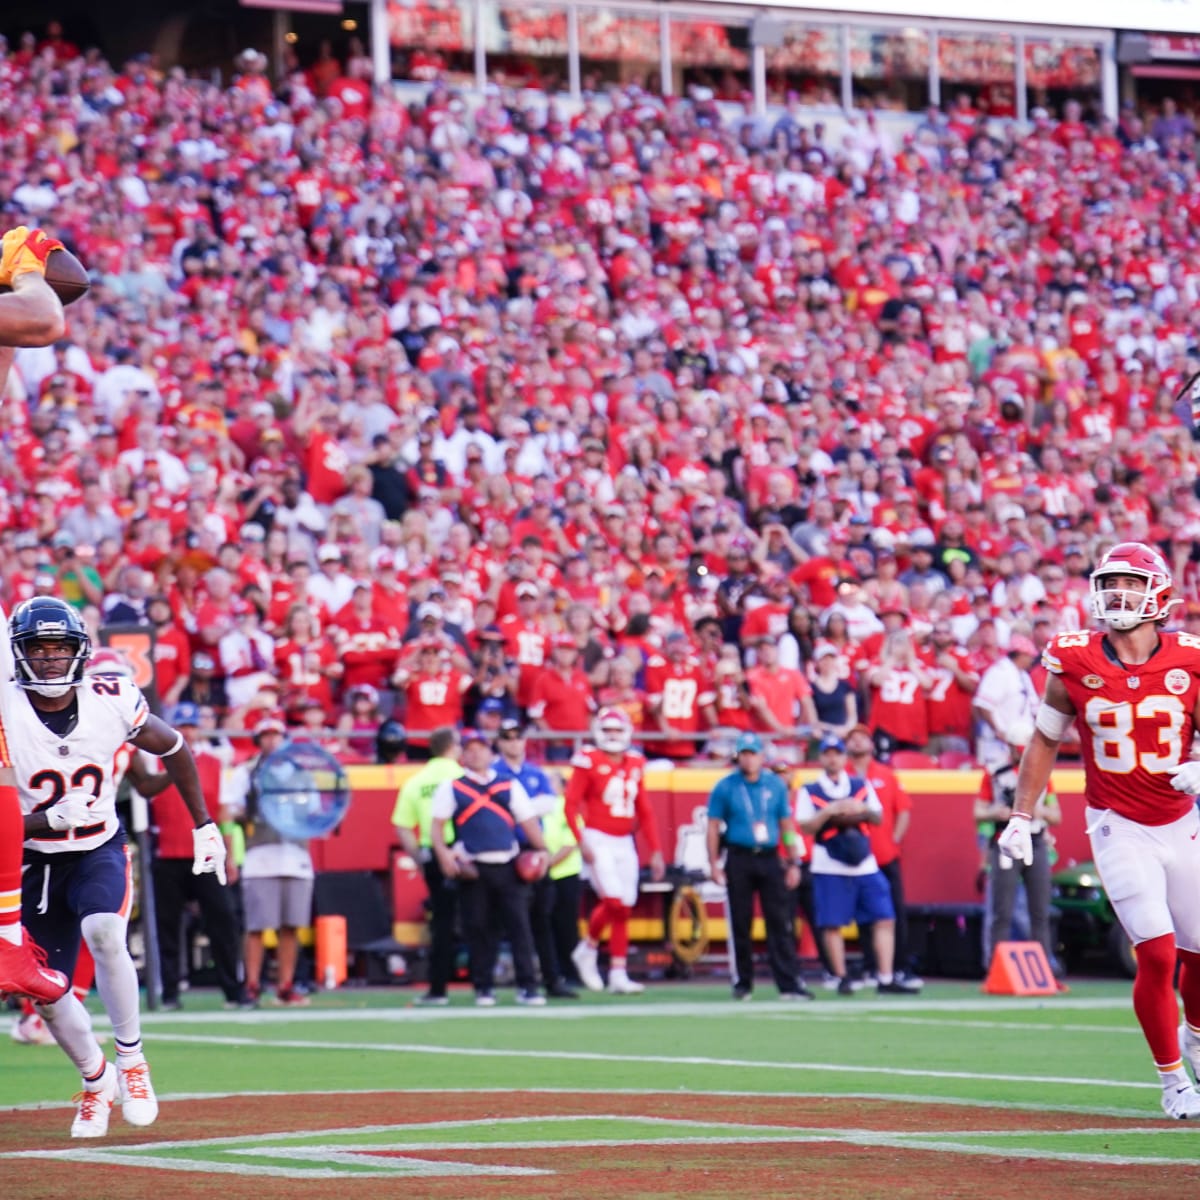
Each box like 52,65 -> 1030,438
565,707 -> 665,994
6,597 -> 227,1137
999,543 -> 1200,1119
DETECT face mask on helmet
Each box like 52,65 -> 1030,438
10,599 -> 91,698
593,708 -> 633,755
1088,543 -> 1174,632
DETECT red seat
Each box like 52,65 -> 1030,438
889,751 -> 938,770
937,750 -> 977,771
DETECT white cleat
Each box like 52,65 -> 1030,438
10,1011 -> 55,1046
571,942 -> 604,992
1180,1022 -> 1200,1082
118,1058 -> 159,1127
1161,1081 -> 1200,1120
71,1062 -> 117,1138
606,972 -> 645,995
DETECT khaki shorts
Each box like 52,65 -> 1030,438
244,876 -> 314,932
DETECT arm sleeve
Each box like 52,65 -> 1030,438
633,777 -> 661,855
564,763 -> 587,841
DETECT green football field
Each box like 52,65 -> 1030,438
2,979 -> 1199,1197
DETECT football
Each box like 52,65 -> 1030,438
44,247 -> 91,306
0,246 -> 90,306
515,849 -> 548,883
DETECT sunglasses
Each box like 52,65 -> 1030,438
497,730 -> 523,740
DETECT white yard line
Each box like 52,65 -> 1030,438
42,1028 -> 1161,1092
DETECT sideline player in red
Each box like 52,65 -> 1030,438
565,707 -> 665,994
1000,543 -> 1200,1119
0,228 -> 73,1004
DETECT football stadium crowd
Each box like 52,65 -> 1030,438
2,27 -> 1200,768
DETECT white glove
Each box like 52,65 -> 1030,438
192,821 -> 228,885
46,790 -> 92,832
996,814 -> 1034,868
1168,761 -> 1200,794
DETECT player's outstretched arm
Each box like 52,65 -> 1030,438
0,274 -> 65,347
134,712 -> 226,882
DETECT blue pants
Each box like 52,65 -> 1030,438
22,835 -> 132,977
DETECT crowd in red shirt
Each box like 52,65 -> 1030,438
1,29 -> 1198,764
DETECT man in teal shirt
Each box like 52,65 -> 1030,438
392,726 -> 462,1004
707,731 -> 813,1002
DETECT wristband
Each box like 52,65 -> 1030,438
195,817 -> 216,831
1008,812 -> 1032,822
159,730 -> 185,757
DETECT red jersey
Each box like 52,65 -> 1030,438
528,666 -> 596,733
330,615 -> 400,692
745,666 -> 812,734
740,601 -> 792,645
868,667 -> 929,746
712,675 -> 753,730
1043,630 -> 1200,826
274,637 -> 338,711
564,745 -> 660,852
402,666 -> 472,742
857,758 -> 912,868
152,625 -> 192,701
643,655 -> 714,758
498,615 -> 548,707
151,751 -> 223,858
921,647 -> 976,740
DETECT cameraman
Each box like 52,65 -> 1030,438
974,759 -> 1060,972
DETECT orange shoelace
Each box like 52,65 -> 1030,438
72,1089 -> 111,1121
120,1062 -> 152,1100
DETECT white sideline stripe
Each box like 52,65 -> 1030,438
54,995 -> 1133,1031
119,1030 -> 1163,1092
0,1086 -> 1164,1121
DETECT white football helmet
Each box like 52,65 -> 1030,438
592,707 -> 633,755
1089,542 -> 1176,631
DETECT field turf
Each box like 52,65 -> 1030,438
2,978 -> 1198,1197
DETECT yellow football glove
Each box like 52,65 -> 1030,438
0,226 -> 64,286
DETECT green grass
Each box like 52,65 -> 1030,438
0,979 -> 1154,1110
6,977 -> 1200,1181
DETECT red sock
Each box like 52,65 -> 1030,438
587,901 -> 610,944
609,904 -> 630,960
1178,949 -> 1200,1032
1132,933 -> 1183,1068
587,896 -> 624,946
0,784 -> 24,937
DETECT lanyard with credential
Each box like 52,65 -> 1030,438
739,775 -> 771,846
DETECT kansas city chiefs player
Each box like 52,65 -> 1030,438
1000,542 -> 1200,1119
565,708 -> 664,994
